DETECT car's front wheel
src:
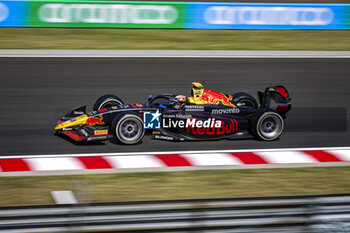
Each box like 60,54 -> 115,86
93,94 -> 124,111
111,114 -> 145,145
251,110 -> 284,141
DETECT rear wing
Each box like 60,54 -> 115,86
258,85 -> 291,117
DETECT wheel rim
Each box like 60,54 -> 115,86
118,118 -> 143,143
259,114 -> 282,139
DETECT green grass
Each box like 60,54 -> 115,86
1,28 -> 350,50
1,166 -> 350,206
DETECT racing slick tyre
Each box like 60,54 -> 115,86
93,94 -> 124,111
232,92 -> 258,109
111,113 -> 145,145
251,110 -> 284,141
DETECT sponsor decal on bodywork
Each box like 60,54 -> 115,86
163,118 -> 222,128
162,113 -> 192,119
185,105 -> 204,111
98,108 -> 108,113
73,111 -> 85,115
212,108 -> 240,114
186,119 -> 238,135
154,135 -> 174,140
94,129 -> 108,135
200,90 -> 236,107
86,114 -> 105,126
143,110 -> 161,129
87,135 -> 108,141
149,111 -> 238,137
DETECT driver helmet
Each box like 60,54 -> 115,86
175,95 -> 186,102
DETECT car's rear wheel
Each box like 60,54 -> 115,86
251,110 -> 284,141
112,114 -> 145,145
93,94 -> 124,111
232,92 -> 258,109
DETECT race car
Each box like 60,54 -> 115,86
54,82 -> 291,144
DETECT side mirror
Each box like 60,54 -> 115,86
147,94 -> 153,106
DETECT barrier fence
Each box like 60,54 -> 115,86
0,0 -> 349,29
0,193 -> 350,232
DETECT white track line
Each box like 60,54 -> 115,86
2,55 -> 350,58
1,50 -> 350,58
2,146 -> 350,159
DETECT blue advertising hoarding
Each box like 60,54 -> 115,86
0,1 -> 349,29
185,3 -> 348,30
0,1 -> 28,27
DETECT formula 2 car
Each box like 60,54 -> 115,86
54,82 -> 291,144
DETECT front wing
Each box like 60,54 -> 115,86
56,125 -> 109,143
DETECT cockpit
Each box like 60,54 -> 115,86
148,82 -> 237,109
187,82 -> 236,107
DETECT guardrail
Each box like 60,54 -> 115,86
1,0 -> 349,30
1,193 -> 350,232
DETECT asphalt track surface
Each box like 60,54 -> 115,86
0,57 -> 349,156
